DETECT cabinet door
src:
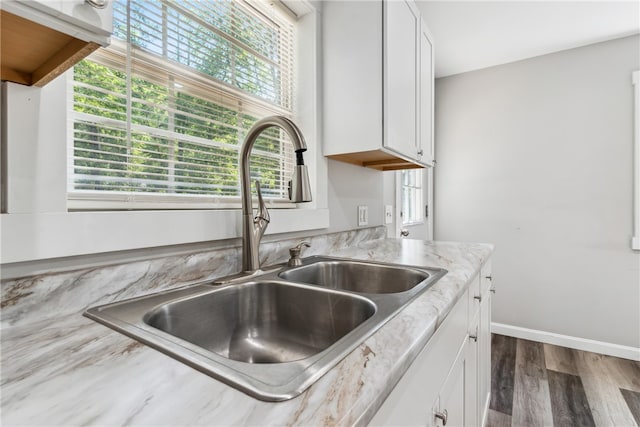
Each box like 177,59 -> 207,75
384,0 -> 419,159
60,0 -> 113,36
3,0 -> 112,42
433,338 -> 468,427
465,316 -> 479,427
371,290 -> 469,426
419,18 -> 434,165
479,288 -> 492,425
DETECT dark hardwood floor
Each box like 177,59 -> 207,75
488,334 -> 640,427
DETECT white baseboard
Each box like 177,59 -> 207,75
492,322 -> 640,361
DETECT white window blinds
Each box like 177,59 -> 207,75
69,0 -> 297,208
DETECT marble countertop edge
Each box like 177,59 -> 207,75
1,239 -> 494,426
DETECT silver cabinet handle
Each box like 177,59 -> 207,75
490,288 -> 496,294
435,409 -> 448,425
485,275 -> 492,281
86,0 -> 108,9
417,149 -> 424,156
474,295 -> 482,302
400,229 -> 409,237
470,326 -> 478,342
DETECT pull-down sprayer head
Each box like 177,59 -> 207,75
289,149 -> 312,203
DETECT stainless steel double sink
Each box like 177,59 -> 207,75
85,256 -> 447,401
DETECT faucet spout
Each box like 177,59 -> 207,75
240,116 -> 312,272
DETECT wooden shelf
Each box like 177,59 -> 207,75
326,150 -> 424,171
1,10 -> 99,87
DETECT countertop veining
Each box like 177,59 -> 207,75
1,238 -> 493,426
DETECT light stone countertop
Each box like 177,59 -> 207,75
1,239 -> 493,426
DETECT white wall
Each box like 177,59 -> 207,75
434,35 -> 640,349
327,159 -> 387,231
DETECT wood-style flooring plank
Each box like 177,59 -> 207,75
485,409 -> 511,427
621,389 -> 640,425
490,335 -> 640,427
573,348 -> 637,426
601,354 -> 640,392
547,370 -> 595,427
490,334 -> 517,415
512,339 -> 553,427
543,342 -> 579,376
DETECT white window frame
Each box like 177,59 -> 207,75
0,0 -> 328,264
67,1 -> 299,210
399,169 -> 424,226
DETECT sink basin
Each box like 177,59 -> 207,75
144,281 -> 375,363
84,257 -> 446,401
279,260 -> 430,293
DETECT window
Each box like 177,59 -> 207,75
400,169 -> 423,225
1,0 -> 325,264
69,0 -> 298,209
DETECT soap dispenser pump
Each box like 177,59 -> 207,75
287,242 -> 310,267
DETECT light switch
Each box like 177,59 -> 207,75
384,205 -> 393,224
358,205 -> 369,226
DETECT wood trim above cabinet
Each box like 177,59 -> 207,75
327,150 -> 424,171
1,10 -> 99,87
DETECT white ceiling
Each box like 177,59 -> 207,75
416,1 -> 640,77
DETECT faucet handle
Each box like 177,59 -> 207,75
293,241 -> 310,251
254,180 -> 270,224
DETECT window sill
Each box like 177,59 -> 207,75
402,221 -> 425,227
0,208 -> 330,263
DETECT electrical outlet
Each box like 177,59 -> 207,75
384,205 -> 393,224
358,205 -> 369,226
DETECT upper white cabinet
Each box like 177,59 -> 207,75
419,19 -> 435,166
384,0 -> 419,161
323,0 -> 435,171
0,0 -> 112,86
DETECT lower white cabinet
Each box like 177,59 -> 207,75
478,262 -> 493,422
371,258 -> 492,426
432,338 -> 469,426
465,310 -> 479,427
468,260 -> 493,425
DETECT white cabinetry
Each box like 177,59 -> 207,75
478,262 -> 493,423
433,338 -> 470,427
323,0 -> 434,171
419,19 -> 435,166
1,0 -> 112,44
370,286 -> 469,425
384,0 -> 419,160
466,260 -> 493,425
466,310 -> 479,427
0,0 -> 112,86
371,258 -> 493,426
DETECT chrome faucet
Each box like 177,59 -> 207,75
240,116 -> 312,272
